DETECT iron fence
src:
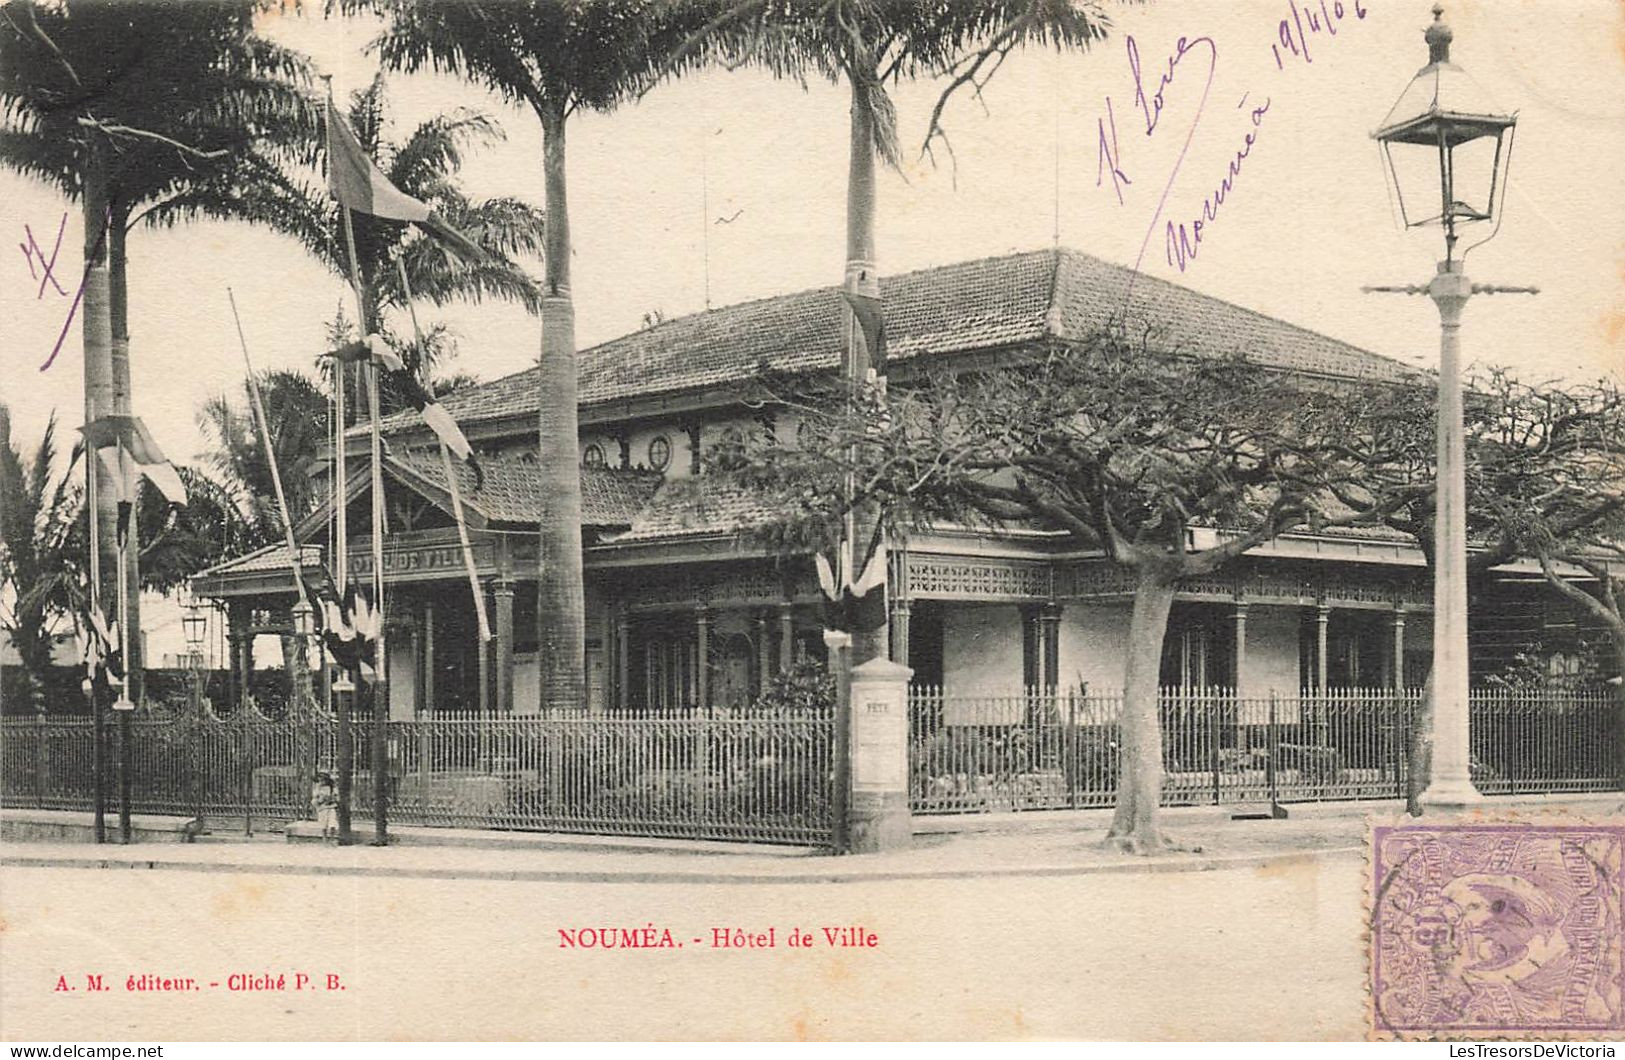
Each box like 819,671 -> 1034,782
1,704 -> 834,846
908,685 -> 1622,814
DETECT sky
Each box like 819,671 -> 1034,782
3,0 -> 1623,480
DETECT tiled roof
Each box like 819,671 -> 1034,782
389,451 -> 663,528
195,542 -> 324,578
614,477 -> 782,543
360,248 -> 1412,438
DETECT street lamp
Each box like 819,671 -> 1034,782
1368,3 -> 1534,809
291,598 -> 315,709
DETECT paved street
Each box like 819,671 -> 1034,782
0,849 -> 1367,1040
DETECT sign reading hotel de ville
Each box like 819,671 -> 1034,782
2,0 -> 1622,1047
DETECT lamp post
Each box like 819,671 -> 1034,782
1367,3 -> 1535,810
182,602 -> 207,818
291,599 -> 314,710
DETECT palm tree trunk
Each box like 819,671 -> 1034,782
82,138 -> 116,843
845,77 -> 887,667
83,144 -> 117,623
1104,565 -> 1178,852
535,101 -> 585,713
108,194 -> 143,703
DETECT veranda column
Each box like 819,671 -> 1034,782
615,607 -> 631,712
421,599 -> 435,717
1041,603 -> 1062,691
1390,609 -> 1407,692
494,580 -> 515,715
695,606 -> 710,712
1315,603 -> 1331,745
755,612 -> 772,697
889,599 -> 912,670
1316,604 -> 1331,691
777,602 -> 794,673
1232,603 -> 1249,698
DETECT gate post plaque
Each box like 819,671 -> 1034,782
846,656 -> 913,852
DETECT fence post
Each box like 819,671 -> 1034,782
35,714 -> 47,810
1067,688 -> 1078,811
240,711 -> 252,836
1209,689 -> 1221,806
1267,693 -> 1278,808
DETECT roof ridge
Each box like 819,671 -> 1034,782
1052,246 -> 1411,369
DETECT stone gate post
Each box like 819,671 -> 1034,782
847,656 -> 913,853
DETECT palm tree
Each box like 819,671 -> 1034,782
198,369 -> 333,542
677,2 -> 1112,669
0,404 -> 82,711
234,73 -> 547,355
1,0 -> 317,697
364,0 -> 718,712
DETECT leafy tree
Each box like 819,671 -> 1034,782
0,404 -> 81,709
363,0 -> 723,711
1342,369 -> 1625,812
674,0 -> 1113,667
714,329 -> 1420,851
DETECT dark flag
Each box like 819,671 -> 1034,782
326,99 -> 487,263
841,289 -> 887,376
814,529 -> 888,635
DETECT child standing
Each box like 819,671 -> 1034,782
312,771 -> 338,841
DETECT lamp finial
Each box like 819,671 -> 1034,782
1425,3 -> 1453,65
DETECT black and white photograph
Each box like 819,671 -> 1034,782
1,0 -> 1622,1046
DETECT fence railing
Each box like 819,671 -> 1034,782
907,685 -> 1622,815
0,705 -> 835,846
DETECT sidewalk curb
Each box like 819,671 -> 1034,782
0,843 -> 1366,886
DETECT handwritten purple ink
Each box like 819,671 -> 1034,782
20,214 -> 68,299
1096,96 -> 1132,205
1127,34 -> 1215,138
26,209 -> 108,373
1272,0 -> 1367,70
1125,34 -> 1217,289
1166,95 -> 1270,272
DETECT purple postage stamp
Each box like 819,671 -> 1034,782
1369,821 -> 1625,1039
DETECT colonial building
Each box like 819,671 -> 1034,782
192,248 -> 1587,715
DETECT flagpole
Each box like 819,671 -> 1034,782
228,288 -> 312,711
113,438 -> 133,843
339,175 -> 389,847
394,257 -> 491,727
324,79 -> 357,847
86,434 -> 106,843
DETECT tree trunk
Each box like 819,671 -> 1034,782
1613,634 -> 1625,790
1105,567 -> 1181,853
109,196 -> 143,703
535,101 -> 585,713
845,75 -> 887,667
82,144 -> 118,622
1406,668 -> 1434,816
83,140 -> 116,843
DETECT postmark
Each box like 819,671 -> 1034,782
1369,819 -> 1625,1040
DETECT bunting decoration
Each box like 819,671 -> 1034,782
325,99 -> 487,263
814,530 -> 888,635
303,570 -> 380,680
324,333 -> 482,478
841,289 -> 887,377
76,607 -> 124,697
79,414 -> 187,548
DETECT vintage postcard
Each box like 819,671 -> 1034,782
2,0 -> 1623,1045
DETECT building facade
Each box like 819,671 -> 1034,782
192,249 -> 1595,714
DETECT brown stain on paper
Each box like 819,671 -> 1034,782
210,880 -> 270,921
